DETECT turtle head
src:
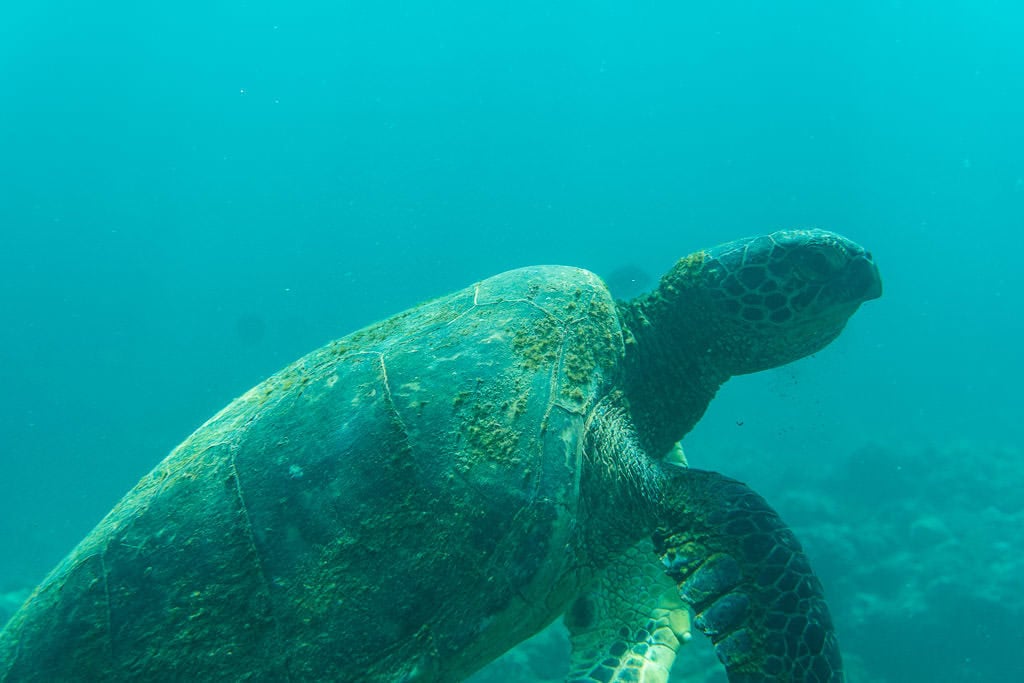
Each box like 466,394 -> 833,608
620,228 -> 879,453
676,228 -> 882,375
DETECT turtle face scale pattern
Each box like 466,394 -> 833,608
703,229 -> 880,326
0,228 -> 880,683
653,229 -> 881,378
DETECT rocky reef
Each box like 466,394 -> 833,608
790,440 -> 1024,683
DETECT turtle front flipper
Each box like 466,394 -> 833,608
655,467 -> 842,682
564,538 -> 692,683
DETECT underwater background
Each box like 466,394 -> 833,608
1,1 -> 1021,680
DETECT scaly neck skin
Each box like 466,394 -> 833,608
617,272 -> 731,457
577,392 -> 667,565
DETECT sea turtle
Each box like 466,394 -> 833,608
0,229 -> 880,682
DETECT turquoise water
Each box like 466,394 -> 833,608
1,1 -> 1021,680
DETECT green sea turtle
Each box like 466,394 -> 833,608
0,229 -> 880,682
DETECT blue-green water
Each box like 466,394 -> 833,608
1,1 -> 1021,681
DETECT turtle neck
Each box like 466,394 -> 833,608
616,256 -> 731,457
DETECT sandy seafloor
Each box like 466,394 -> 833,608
2,1 -> 1023,681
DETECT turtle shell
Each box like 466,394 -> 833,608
0,266 -> 625,681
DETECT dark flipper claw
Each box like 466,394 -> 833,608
654,468 -> 843,682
